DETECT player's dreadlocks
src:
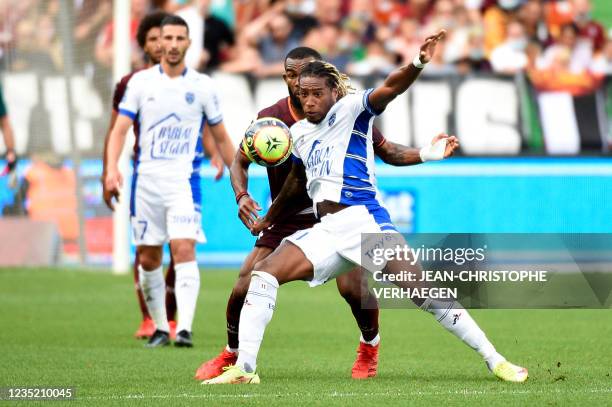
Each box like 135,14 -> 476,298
299,61 -> 354,98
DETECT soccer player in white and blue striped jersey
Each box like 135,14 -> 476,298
204,30 -> 528,384
105,15 -> 235,348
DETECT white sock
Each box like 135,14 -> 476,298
174,261 -> 200,333
236,271 -> 278,373
360,333 -> 380,347
422,299 -> 505,368
139,265 -> 170,333
225,345 -> 238,354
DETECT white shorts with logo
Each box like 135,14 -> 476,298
130,175 -> 205,246
284,204 -> 402,287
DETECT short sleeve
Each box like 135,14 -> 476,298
362,88 -> 384,116
117,77 -> 141,120
202,78 -> 223,126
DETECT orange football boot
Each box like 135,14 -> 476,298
195,348 -> 238,380
134,318 -> 155,339
351,342 -> 379,379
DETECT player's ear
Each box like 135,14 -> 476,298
331,88 -> 338,102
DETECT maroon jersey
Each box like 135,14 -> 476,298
247,97 -> 387,211
112,70 -> 142,156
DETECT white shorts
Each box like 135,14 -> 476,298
284,204 -> 401,287
130,175 -> 205,246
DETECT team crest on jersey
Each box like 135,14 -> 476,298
328,113 -> 336,127
185,92 -> 195,104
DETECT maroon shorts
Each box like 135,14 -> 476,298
255,213 -> 318,249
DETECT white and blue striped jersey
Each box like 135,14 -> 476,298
118,65 -> 223,180
290,89 -> 396,231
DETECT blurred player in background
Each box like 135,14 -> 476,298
102,11 -> 225,341
205,31 -> 527,385
0,82 -> 17,178
105,15 -> 235,348
102,10 -> 174,342
196,46 -> 458,381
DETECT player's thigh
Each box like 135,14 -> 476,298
169,238 -> 196,263
137,245 -> 163,271
166,182 -> 205,244
254,241 -> 314,285
130,182 -> 167,246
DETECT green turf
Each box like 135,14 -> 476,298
0,268 -> 611,406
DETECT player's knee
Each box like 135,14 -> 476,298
170,241 -> 195,263
137,248 -> 162,271
233,274 -> 251,298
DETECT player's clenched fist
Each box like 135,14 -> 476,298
103,168 -> 123,211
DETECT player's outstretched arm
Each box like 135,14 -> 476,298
104,114 -> 133,211
368,30 -> 445,114
251,161 -> 307,235
230,148 -> 262,229
375,134 -> 459,166
208,122 -> 236,168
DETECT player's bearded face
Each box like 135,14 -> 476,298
161,25 -> 190,66
283,57 -> 316,111
298,76 -> 338,124
143,27 -> 162,65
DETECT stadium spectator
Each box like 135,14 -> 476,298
572,0 -> 606,52
517,0 -> 549,46
94,0 -> 149,71
347,39 -> 395,76
241,6 -> 302,77
385,18 -> 423,66
483,0 -> 524,57
529,23 -> 602,96
12,1 -> 61,72
490,19 -> 529,74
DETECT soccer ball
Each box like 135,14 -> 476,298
241,117 -> 292,167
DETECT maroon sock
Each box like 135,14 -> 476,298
165,252 -> 177,322
226,289 -> 245,350
134,252 -> 151,320
349,291 -> 380,342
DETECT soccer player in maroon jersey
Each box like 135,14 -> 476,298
101,11 -> 223,340
195,47 -> 458,380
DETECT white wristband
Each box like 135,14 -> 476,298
412,54 -> 426,69
419,138 -> 447,162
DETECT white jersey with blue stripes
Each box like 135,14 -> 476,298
118,64 -> 223,180
290,89 -> 395,231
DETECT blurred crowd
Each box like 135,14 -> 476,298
0,0 -> 610,96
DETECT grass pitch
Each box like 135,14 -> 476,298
0,268 -> 611,406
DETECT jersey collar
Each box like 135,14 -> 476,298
158,64 -> 188,77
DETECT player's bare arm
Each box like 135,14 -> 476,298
202,125 -> 224,181
251,161 -> 307,235
101,109 -> 119,209
375,133 -> 460,166
230,148 -> 262,229
208,122 -> 236,168
104,114 -> 133,210
1,115 -> 16,172
368,30 -> 446,113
